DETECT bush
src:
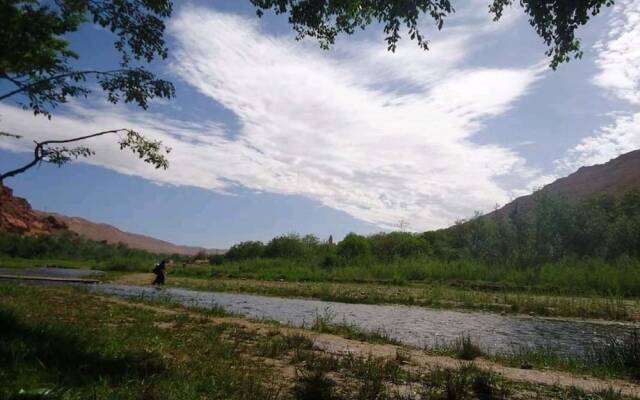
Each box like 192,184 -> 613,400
225,241 -> 265,261
336,233 -> 371,260
264,234 -> 307,258
102,257 -> 149,272
320,254 -> 340,269
368,231 -> 431,260
0,231 -> 163,268
208,254 -> 224,265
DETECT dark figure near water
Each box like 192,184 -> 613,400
152,260 -> 167,285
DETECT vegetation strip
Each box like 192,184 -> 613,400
3,283 -> 635,400
93,289 -> 640,397
0,274 -> 100,284
109,273 -> 640,321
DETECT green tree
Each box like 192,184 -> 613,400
368,231 -> 430,260
264,234 -> 307,258
250,0 -> 615,69
531,193 -> 575,262
0,0 -> 174,182
225,241 -> 266,260
336,233 -> 371,260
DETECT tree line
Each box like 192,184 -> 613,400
0,231 -> 177,270
218,188 -> 640,269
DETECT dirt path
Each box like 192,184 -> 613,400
98,293 -> 640,398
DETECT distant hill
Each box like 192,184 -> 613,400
41,212 -> 225,256
491,149 -> 640,218
0,183 -> 223,256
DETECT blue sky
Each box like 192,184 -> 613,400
1,0 -> 639,248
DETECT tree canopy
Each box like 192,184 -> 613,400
0,0 -> 174,117
250,0 -> 615,69
0,0 -> 174,181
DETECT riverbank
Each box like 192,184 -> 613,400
109,272 -> 640,321
1,283 -> 638,399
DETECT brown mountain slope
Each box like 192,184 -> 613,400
0,184 -> 66,235
42,212 -> 224,256
0,183 -> 222,255
492,149 -> 640,218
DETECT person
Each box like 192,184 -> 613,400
152,259 -> 166,285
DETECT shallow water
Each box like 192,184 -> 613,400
2,267 -> 635,356
92,283 -> 637,356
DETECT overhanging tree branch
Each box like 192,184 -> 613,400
0,70 -> 126,101
0,129 -> 171,183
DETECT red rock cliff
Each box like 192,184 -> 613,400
0,184 -> 66,235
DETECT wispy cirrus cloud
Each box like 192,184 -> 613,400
558,0 -> 640,172
1,4 -> 543,230
167,6 -> 543,228
591,0 -> 640,105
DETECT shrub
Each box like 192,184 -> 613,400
336,233 -> 370,260
320,254 -> 340,269
368,231 -> 431,260
264,234 -> 307,259
208,254 -> 224,265
225,241 -> 265,261
102,257 -> 149,272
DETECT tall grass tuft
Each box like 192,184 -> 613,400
587,329 -> 640,379
455,334 -> 484,360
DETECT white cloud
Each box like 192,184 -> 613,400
591,0 -> 640,104
0,5 -> 542,231
558,0 -> 640,174
557,112 -> 640,173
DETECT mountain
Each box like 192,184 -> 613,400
0,184 -> 67,235
0,183 -> 223,256
491,149 -> 640,218
41,212 -> 225,256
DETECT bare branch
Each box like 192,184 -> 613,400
0,128 -> 170,182
0,70 -> 126,101
0,132 -> 23,139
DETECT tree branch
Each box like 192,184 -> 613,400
0,128 -> 129,182
38,128 -> 129,146
0,69 -> 127,101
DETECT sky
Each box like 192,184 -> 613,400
1,0 -> 639,248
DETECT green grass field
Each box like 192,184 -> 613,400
0,284 -> 633,400
176,257 -> 640,298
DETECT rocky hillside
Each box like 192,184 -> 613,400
0,184 -> 67,235
492,149 -> 640,218
44,212 -> 224,256
0,183 -> 223,255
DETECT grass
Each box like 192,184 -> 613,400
0,255 -> 162,273
125,277 -> 640,383
146,275 -> 637,321
0,284 -> 283,400
186,256 -> 640,298
288,350 -> 626,400
3,254 -> 639,320
426,334 -> 484,361
0,283 -> 633,400
585,330 -> 640,379
425,332 -> 640,381
0,257 -> 97,269
306,307 -> 400,345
